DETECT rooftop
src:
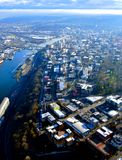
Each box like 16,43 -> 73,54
86,96 -> 103,103
97,126 -> 113,138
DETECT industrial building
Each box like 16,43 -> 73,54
65,117 -> 89,136
86,96 -> 103,104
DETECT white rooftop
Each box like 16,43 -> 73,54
89,117 -> 99,123
66,117 -> 79,123
54,110 -> 65,118
86,96 -> 103,103
77,83 -> 93,90
107,110 -> 118,117
42,112 -> 56,122
107,95 -> 122,106
66,137 -> 75,142
97,126 -> 113,138
73,121 -> 89,134
66,104 -> 77,112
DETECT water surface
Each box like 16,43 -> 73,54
0,50 -> 29,101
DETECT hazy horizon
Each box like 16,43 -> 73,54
0,0 -> 122,19
0,9 -> 122,19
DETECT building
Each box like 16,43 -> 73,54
46,122 -> 74,147
110,134 -> 122,150
50,102 -> 60,110
72,121 -> 89,136
53,130 -> 69,147
65,117 -> 89,136
66,104 -> 77,112
50,102 -> 65,118
54,109 -> 65,118
86,96 -> 103,104
89,116 -> 99,126
66,137 -> 75,146
57,77 -> 65,91
77,83 -> 93,95
42,112 -> 56,123
107,110 -> 119,118
93,111 -> 108,122
106,95 -> 122,109
96,126 -> 113,140
97,104 -> 119,118
0,97 -> 10,118
71,99 -> 84,107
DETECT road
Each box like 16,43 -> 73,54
35,150 -> 71,157
61,98 -> 105,121
38,36 -> 68,49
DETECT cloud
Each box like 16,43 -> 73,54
0,8 -> 122,19
0,0 -> 122,9
1,9 -> 122,15
0,0 -> 30,5
85,0 -> 122,8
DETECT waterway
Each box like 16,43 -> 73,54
0,50 -> 30,101
0,37 -> 66,102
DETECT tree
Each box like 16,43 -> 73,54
32,102 -> 39,115
22,142 -> 29,150
24,155 -> 31,160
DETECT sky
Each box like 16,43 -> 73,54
0,0 -> 122,18
0,0 -> 122,9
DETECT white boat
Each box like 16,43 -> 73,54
0,59 -> 3,64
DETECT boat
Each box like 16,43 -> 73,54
0,59 -> 3,64
0,97 -> 10,121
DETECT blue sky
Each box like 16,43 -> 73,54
0,0 -> 122,9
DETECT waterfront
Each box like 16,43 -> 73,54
0,50 -> 29,101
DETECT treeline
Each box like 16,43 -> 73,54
11,50 -> 47,160
95,56 -> 122,95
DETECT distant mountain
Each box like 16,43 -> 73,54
0,15 -> 122,28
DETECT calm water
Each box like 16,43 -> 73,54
0,38 -> 64,102
0,50 -> 30,101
